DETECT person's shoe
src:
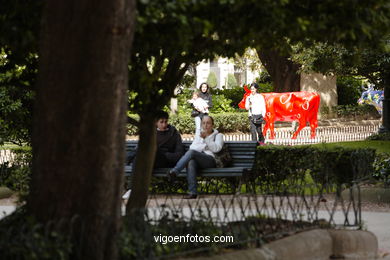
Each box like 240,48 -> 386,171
166,169 -> 177,182
184,194 -> 197,199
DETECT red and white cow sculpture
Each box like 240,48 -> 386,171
238,86 -> 320,139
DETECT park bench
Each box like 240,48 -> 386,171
124,140 -> 257,193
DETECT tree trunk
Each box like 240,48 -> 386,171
126,114 -> 157,213
27,1 -> 135,259
258,49 -> 301,92
379,77 -> 390,133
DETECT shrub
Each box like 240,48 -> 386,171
372,153 -> 390,187
209,94 -> 235,113
206,71 -> 218,88
320,104 -> 380,120
254,145 -> 376,190
226,73 -> 238,89
127,111 -> 250,136
168,112 -> 249,135
0,207 -> 72,260
256,70 -> 273,84
0,146 -> 31,195
366,132 -> 390,141
337,76 -> 363,105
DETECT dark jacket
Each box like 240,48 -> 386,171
198,91 -> 213,109
155,125 -> 184,167
126,125 -> 184,168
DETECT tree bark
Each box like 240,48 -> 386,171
379,77 -> 390,133
258,49 -> 301,92
126,114 -> 157,213
27,1 -> 135,259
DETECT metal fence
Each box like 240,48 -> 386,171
182,124 -> 380,145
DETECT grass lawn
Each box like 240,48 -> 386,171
311,140 -> 390,154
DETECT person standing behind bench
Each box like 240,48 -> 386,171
126,110 -> 184,168
192,83 -> 213,136
245,82 -> 266,144
167,116 -> 224,199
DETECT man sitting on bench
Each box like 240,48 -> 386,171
123,111 -> 185,199
126,110 -> 185,168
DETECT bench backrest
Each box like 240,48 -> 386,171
125,141 -> 257,168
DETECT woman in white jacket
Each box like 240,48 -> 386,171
167,116 -> 224,199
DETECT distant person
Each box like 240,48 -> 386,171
167,116 -> 224,199
192,82 -> 212,136
245,82 -> 266,144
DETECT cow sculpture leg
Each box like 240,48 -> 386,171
309,119 -> 318,138
291,116 -> 306,139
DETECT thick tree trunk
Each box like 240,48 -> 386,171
126,115 -> 157,213
258,49 -> 301,92
27,1 -> 135,259
379,78 -> 390,133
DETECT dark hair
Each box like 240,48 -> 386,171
199,82 -> 209,93
250,83 -> 259,89
155,110 -> 169,120
202,115 -> 214,125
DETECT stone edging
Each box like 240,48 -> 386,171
183,229 -> 378,260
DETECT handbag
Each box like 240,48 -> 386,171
214,144 -> 232,168
191,110 -> 200,117
251,114 -> 264,125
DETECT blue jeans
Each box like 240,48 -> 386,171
172,150 -> 216,195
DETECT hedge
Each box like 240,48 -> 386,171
254,145 -> 376,189
127,112 -> 251,135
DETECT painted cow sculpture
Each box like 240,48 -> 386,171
358,88 -> 384,115
239,86 -> 320,139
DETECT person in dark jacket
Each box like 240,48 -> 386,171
193,82 -> 213,136
126,110 -> 184,168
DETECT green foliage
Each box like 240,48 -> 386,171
226,73 -> 238,89
206,71 -> 218,89
333,104 -> 379,119
209,94 -> 235,113
0,207 -> 72,260
372,153 -> 390,187
127,112 -> 250,135
320,104 -> 380,120
254,145 -> 376,190
256,82 -> 274,93
366,132 -> 390,141
213,86 -> 245,108
336,76 -> 364,105
256,70 -> 273,84
0,147 -> 32,195
0,49 -> 37,145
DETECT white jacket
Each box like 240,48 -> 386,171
190,129 -> 224,158
245,93 -> 266,117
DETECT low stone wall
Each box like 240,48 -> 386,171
183,229 -> 378,260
